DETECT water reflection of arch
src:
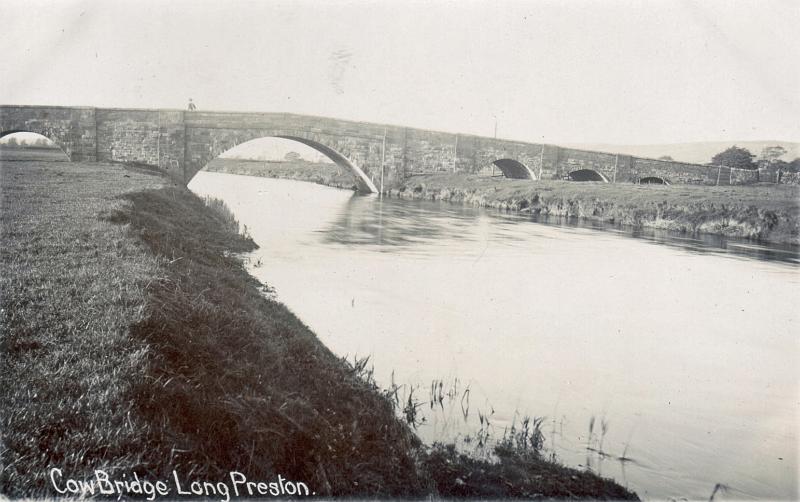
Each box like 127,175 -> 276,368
322,193 -> 481,247
568,169 -> 608,182
492,159 -> 537,180
200,134 -> 378,194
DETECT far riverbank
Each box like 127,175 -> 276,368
388,173 -> 800,245
205,159 -> 799,246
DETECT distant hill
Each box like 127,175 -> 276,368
561,141 -> 799,165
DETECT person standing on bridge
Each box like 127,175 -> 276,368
187,98 -> 197,111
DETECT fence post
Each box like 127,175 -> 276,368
453,134 -> 459,173
380,128 -> 387,196
538,145 -> 545,180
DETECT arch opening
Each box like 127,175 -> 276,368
568,169 -> 608,182
201,135 -> 377,194
492,159 -> 537,180
0,131 -> 70,162
639,176 -> 669,185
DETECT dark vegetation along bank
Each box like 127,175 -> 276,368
389,173 -> 800,246
1,157 -> 637,499
207,158 -> 800,246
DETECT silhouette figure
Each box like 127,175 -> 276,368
187,98 -> 196,111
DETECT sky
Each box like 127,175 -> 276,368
1,0 -> 798,145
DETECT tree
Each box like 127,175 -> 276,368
710,146 -> 756,170
759,145 -> 787,164
5,137 -> 18,147
284,151 -> 302,162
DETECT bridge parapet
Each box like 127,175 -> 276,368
2,104 -> 768,189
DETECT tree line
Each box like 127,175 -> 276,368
710,145 -> 799,172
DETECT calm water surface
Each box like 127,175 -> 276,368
190,172 -> 799,501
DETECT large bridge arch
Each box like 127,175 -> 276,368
185,124 -> 381,194
492,158 -> 537,180
274,135 -> 377,193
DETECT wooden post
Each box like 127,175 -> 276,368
613,154 -> 618,183
716,165 -> 721,186
156,111 -> 161,169
453,135 -> 459,173
538,145 -> 545,180
182,118 -> 188,184
380,128 -> 387,196
94,108 -> 99,162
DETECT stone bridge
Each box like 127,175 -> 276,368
1,104 -> 754,192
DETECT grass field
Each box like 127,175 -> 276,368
0,145 -> 70,162
1,156 -> 637,499
1,160 -> 167,494
392,173 -> 800,245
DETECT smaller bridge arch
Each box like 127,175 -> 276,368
568,169 -> 608,182
639,176 -> 670,185
0,131 -> 71,160
492,158 -> 537,180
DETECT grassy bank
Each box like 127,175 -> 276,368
1,160 -> 168,494
1,158 -> 636,499
390,173 -> 800,245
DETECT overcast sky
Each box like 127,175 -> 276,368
1,0 -> 798,145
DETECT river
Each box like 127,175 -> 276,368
189,171 -> 799,500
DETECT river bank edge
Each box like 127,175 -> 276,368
1,159 -> 638,500
379,176 -> 799,249
384,173 -> 800,246
205,160 -> 799,246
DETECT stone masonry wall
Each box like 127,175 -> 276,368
556,148 -> 618,181
2,105 -> 780,188
779,172 -> 800,185
730,167 -> 759,185
631,157 -> 723,185
0,105 -> 96,161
